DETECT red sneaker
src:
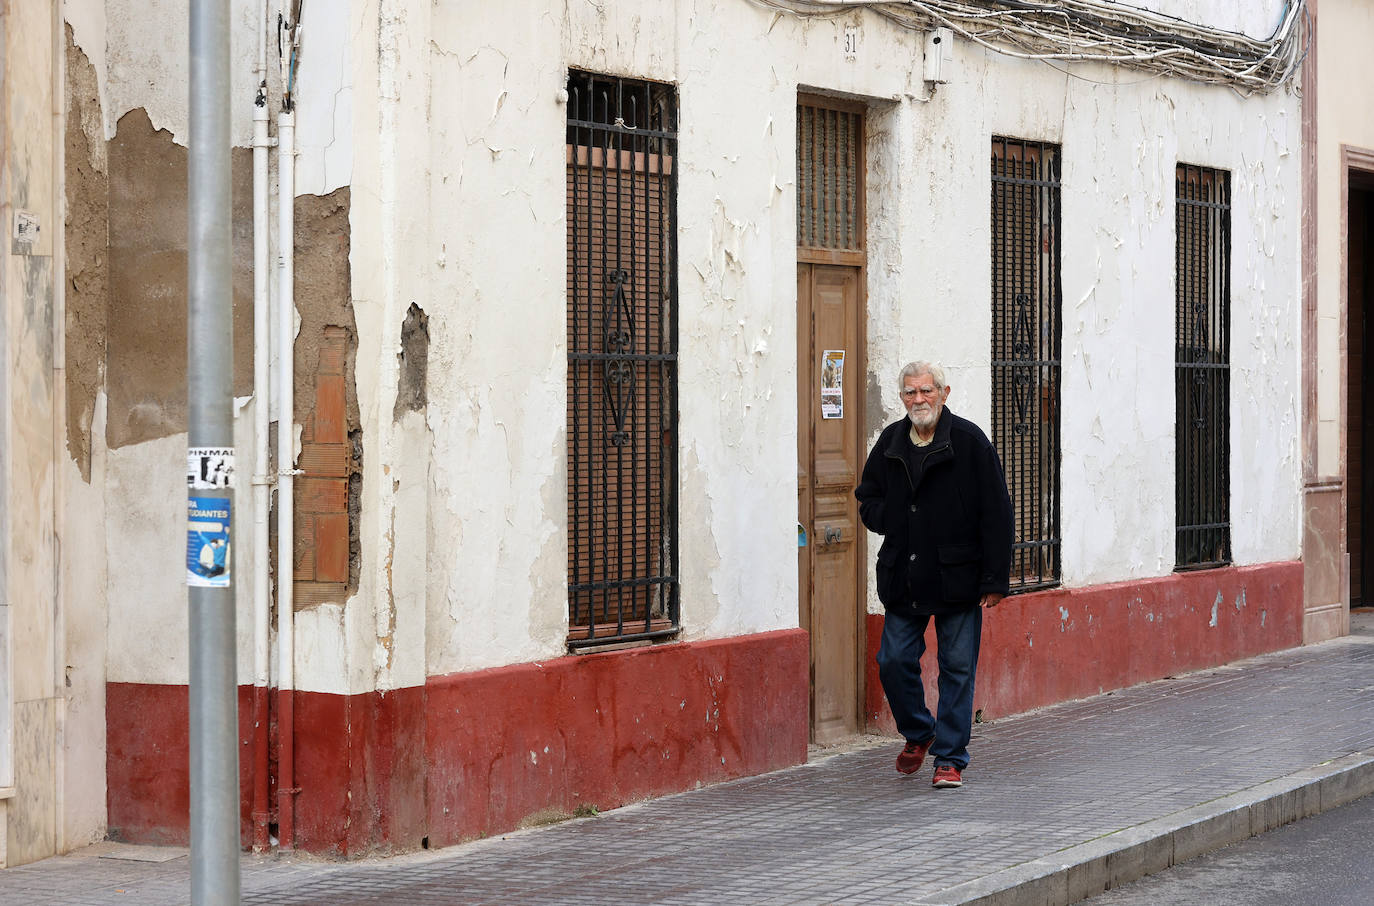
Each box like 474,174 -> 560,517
895,737 -> 933,774
931,764 -> 963,788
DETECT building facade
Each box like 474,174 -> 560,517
0,0 -> 1321,863
1302,0 -> 1374,646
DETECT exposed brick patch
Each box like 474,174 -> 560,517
296,444 -> 348,477
297,477 -> 348,515
296,583 -> 348,608
293,327 -> 355,607
314,513 -> 350,583
282,190 -> 360,611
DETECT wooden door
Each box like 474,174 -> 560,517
797,263 -> 865,743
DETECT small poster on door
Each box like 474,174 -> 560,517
821,349 -> 845,419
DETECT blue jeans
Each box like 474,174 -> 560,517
876,606 -> 983,770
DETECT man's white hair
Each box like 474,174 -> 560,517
898,361 -> 947,391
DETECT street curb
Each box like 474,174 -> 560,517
908,750 -> 1374,906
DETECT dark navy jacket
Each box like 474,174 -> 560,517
854,406 -> 1014,614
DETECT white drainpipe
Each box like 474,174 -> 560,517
250,0 -> 272,852
275,105 -> 297,850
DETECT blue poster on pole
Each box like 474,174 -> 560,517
187,496 -> 232,588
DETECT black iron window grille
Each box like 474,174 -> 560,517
565,71 -> 680,647
991,137 -> 1062,592
1175,164 -> 1231,569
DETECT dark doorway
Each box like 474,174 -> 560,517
1349,178 -> 1374,605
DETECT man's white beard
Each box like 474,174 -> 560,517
908,406 -> 938,430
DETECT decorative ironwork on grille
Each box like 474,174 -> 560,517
1175,164 -> 1231,569
565,71 -> 680,647
991,137 -> 1062,592
797,102 -> 863,251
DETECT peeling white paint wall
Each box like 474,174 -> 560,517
413,0 -> 1301,665
418,0 -> 570,675
73,0 -> 367,696
88,0 -> 1304,697
100,443 -> 185,681
292,3 -> 353,196
866,39 -> 1297,596
105,409 -> 259,685
63,0 -> 109,134
102,0 -> 262,144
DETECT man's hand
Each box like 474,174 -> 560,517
980,593 -> 1004,609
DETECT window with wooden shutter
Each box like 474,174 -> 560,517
565,71 -> 679,646
991,137 -> 1062,592
797,101 -> 863,254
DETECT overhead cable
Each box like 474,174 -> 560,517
746,0 -> 1307,94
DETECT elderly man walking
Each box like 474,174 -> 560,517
854,361 -> 1014,788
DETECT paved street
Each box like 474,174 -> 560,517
6,613 -> 1374,906
1085,793 -> 1374,905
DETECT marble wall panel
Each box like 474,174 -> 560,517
5,698 -> 55,867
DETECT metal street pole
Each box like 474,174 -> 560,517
188,0 -> 241,903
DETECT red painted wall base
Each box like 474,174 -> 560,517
106,564 -> 1303,855
864,561 -> 1304,733
107,628 -> 810,856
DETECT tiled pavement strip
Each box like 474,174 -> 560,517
9,614 -> 1374,906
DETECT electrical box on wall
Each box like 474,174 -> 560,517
924,28 -> 954,83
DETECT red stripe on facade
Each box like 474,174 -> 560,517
106,628 -> 810,855
107,566 -> 1301,856
865,561 -> 1305,731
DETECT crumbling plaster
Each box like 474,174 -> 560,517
61,27 -> 111,849
663,2 -> 925,642
419,0 -> 570,675
85,0 -> 1305,692
291,5 -> 354,197
94,0 -> 346,166
65,0 -> 370,695
316,0 -> 439,695
417,1 -> 931,671
104,408 -> 260,684
417,0 -> 1301,670
62,0 -> 109,138
63,26 -> 107,482
862,35 -> 1300,590
101,0 -> 259,145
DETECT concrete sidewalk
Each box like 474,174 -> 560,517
7,613 -> 1374,906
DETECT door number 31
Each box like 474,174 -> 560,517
844,25 -> 859,61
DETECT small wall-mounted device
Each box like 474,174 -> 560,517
923,27 -> 954,83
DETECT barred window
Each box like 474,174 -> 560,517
565,71 -> 679,646
991,137 -> 1062,592
797,102 -> 863,252
1175,164 -> 1231,569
